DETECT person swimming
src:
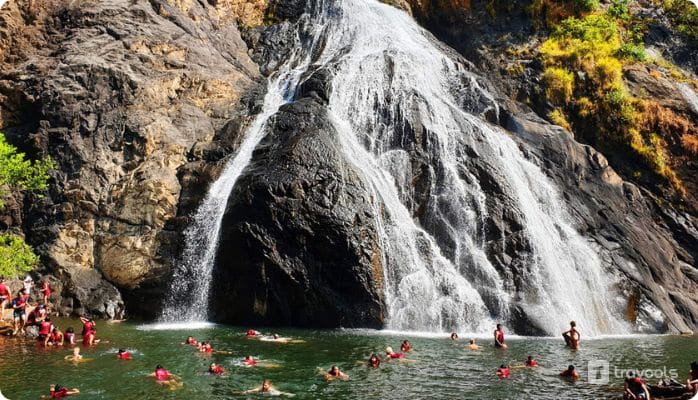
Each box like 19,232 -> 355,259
494,324 -> 507,348
450,332 -> 459,340
401,340 -> 412,352
50,328 -> 64,346
385,347 -> 405,359
560,365 -> 579,379
323,365 -> 349,381
497,364 -> 510,378
117,349 -> 131,360
562,321 -> 581,349
209,363 -> 225,375
246,329 -> 258,338
468,339 -> 480,350
243,379 -> 292,396
184,336 -> 198,346
199,342 -> 213,353
525,356 -> 538,367
48,384 -> 79,398
64,347 -> 82,362
624,372 -> 650,399
368,354 -> 381,369
243,355 -> 258,366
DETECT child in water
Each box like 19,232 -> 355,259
117,349 -> 132,360
64,347 -> 83,362
368,354 -> 381,369
209,363 -> 225,375
497,365 -> 510,378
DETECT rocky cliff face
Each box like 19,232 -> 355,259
0,0 -> 696,332
0,0 -> 264,317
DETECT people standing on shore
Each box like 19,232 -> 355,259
40,281 -> 51,308
11,289 -> 28,335
494,324 -> 507,348
562,321 -> 581,350
22,275 -> 33,300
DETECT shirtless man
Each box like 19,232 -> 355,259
468,339 -> 480,350
562,321 -> 581,349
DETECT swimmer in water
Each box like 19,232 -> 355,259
368,354 -> 381,368
148,365 -> 182,389
494,324 -> 507,349
524,356 -> 538,367
322,365 -> 349,381
198,342 -> 232,355
184,336 -> 198,346
497,364 -> 510,378
468,339 -> 480,350
209,363 -> 225,375
45,384 -> 80,398
243,355 -> 258,366
401,340 -> 412,352
243,379 -> 293,396
560,365 -> 580,380
117,349 -> 132,360
450,332 -> 459,340
63,327 -> 76,345
64,347 -> 83,362
245,329 -> 258,338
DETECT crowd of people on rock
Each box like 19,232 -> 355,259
2,282 -> 697,400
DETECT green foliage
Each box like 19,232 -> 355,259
575,0 -> 599,12
608,0 -> 631,21
617,43 -> 646,61
663,0 -> 698,43
0,133 -> 56,208
543,67 -> 575,104
0,233 -> 39,279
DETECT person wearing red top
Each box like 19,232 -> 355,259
494,324 -> 507,348
209,363 -> 225,375
117,349 -> 132,360
63,327 -> 76,345
83,330 -> 100,346
401,340 -> 411,352
12,289 -> 28,335
40,281 -> 52,306
497,365 -> 510,378
385,347 -> 405,359
79,317 -> 95,336
560,365 -> 580,379
50,328 -> 64,346
199,342 -> 213,353
38,317 -> 55,346
525,356 -> 539,367
368,354 -> 381,368
48,385 -> 79,398
0,278 -> 10,311
246,329 -> 257,337
623,373 -> 650,399
243,355 -> 258,366
184,336 -> 198,346
149,365 -> 181,388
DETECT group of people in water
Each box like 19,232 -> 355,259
2,283 -> 697,400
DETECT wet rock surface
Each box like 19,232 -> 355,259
212,97 -> 385,328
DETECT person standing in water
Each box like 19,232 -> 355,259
562,321 -> 581,349
560,365 -> 580,380
494,324 -> 507,348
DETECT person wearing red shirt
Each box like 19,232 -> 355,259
560,365 -> 580,379
0,278 -> 10,311
525,356 -> 539,367
40,281 -> 52,307
209,363 -> 225,375
117,349 -> 132,360
497,365 -> 510,378
48,384 -> 79,398
494,324 -> 507,348
400,340 -> 411,352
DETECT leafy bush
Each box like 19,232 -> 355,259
617,43 -> 647,61
0,233 -> 39,279
0,133 -> 55,208
543,67 -> 575,104
608,0 -> 631,21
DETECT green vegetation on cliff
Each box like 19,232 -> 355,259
662,0 -> 698,43
538,3 -> 696,196
0,132 -> 54,278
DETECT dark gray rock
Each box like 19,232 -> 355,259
211,97 -> 385,328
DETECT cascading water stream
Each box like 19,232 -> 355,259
160,0 -> 627,335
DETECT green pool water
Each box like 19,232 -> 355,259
0,319 -> 696,399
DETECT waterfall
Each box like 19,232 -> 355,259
160,0 -> 627,335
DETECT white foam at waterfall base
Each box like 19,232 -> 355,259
136,321 -> 217,331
